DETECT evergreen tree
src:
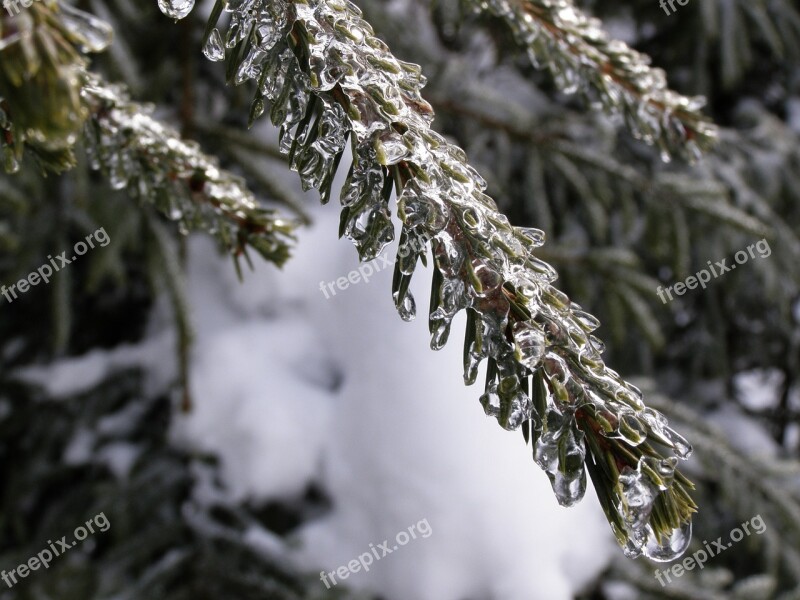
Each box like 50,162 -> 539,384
1,0 -> 799,598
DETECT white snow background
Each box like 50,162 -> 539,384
18,206 -> 616,599
178,207 -> 616,599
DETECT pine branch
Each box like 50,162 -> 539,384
0,2 -> 296,266
169,0 -> 699,559
0,2 -> 97,173
81,73 -> 296,266
467,0 -> 718,161
703,0 -> 800,88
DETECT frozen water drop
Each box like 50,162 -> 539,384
203,29 -> 226,61
552,467 -> 586,507
615,411 -> 648,446
572,309 -> 601,332
158,0 -> 196,20
430,321 -> 450,350
519,227 -> 546,248
463,351 -> 481,385
480,384 -> 501,419
472,263 -> 502,295
643,521 -> 692,562
397,292 -> 416,321
665,428 -> 693,459
512,321 -> 546,371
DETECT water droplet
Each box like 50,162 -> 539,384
397,292 -> 416,321
572,309 -> 601,332
158,0 -> 196,20
552,465 -> 586,507
642,521 -> 692,562
664,428 -> 693,459
203,29 -> 226,62
614,411 -> 647,446
480,382 -> 501,418
472,263 -> 502,295
430,321 -> 450,350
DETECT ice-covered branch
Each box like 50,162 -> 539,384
168,0 -> 698,559
81,74 -> 296,266
470,0 -> 717,161
0,2 -> 295,266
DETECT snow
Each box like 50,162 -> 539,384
174,208 -> 614,599
734,368 -> 782,411
15,334 -> 176,400
170,316 -> 334,502
97,442 -> 142,480
12,206 -> 616,599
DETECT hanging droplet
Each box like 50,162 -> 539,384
552,465 -> 586,507
642,521 -> 692,562
158,0 -> 196,20
203,29 -> 226,61
664,427 -> 693,459
480,383 -> 501,419
397,292 -> 416,321
430,321 -> 450,350
463,350 -> 482,386
496,375 -> 532,431
472,263 -> 502,296
572,309 -> 601,332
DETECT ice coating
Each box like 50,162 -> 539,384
58,3 -> 114,53
184,0 -> 697,559
79,74 -> 294,263
471,0 -> 717,162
